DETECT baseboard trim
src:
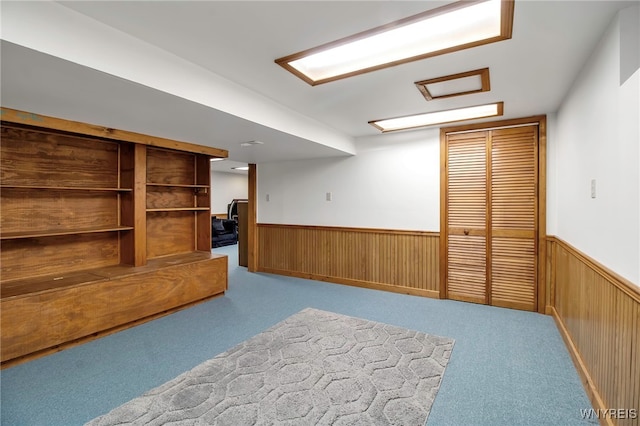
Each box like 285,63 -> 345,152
258,267 -> 440,299
550,307 -> 613,426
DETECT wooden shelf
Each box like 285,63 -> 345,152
0,185 -> 132,192
146,183 -> 209,188
146,207 -> 209,212
0,114 -> 222,367
1,226 -> 134,240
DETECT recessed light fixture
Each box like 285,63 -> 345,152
232,166 -> 250,171
275,0 -> 513,85
210,158 -> 225,162
416,68 -> 490,101
240,140 -> 264,147
369,102 -> 504,132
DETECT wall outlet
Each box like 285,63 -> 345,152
591,179 -> 596,198
326,192 -> 332,201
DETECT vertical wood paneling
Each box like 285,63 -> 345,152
257,224 -> 439,297
550,237 -> 639,426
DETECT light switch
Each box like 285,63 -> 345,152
266,194 -> 270,202
591,179 -> 596,198
326,192 -> 332,201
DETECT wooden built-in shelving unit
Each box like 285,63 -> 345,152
0,107 -> 229,367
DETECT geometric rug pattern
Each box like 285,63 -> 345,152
86,308 -> 454,425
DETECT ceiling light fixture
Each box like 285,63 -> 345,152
369,102 -> 504,132
232,166 -> 250,171
416,68 -> 491,101
210,158 -> 225,162
276,0 -> 513,85
240,140 -> 264,147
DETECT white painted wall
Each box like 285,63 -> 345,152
552,7 -> 639,286
258,129 -> 440,231
210,171 -> 248,216
257,4 -> 639,285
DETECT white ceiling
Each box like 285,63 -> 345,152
0,1 -> 634,168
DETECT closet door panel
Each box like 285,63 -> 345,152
446,132 -> 488,303
490,126 -> 537,310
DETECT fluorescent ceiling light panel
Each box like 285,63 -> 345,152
416,68 -> 491,101
232,166 -> 250,171
369,102 -> 504,132
276,0 -> 513,85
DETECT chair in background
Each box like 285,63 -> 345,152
211,216 -> 238,247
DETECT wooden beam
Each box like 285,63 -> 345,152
0,107 -> 228,158
248,164 -> 258,272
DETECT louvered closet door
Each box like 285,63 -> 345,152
446,132 -> 488,304
490,127 -> 537,310
444,124 -> 538,311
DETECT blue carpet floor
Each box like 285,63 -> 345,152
1,245 -> 595,425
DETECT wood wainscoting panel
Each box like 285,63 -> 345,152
549,236 -> 639,426
257,224 -> 439,297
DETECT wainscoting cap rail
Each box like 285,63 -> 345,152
257,223 -> 439,237
547,235 -> 640,302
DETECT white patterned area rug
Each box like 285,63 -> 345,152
87,308 -> 455,426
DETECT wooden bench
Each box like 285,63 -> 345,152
1,252 -> 227,366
